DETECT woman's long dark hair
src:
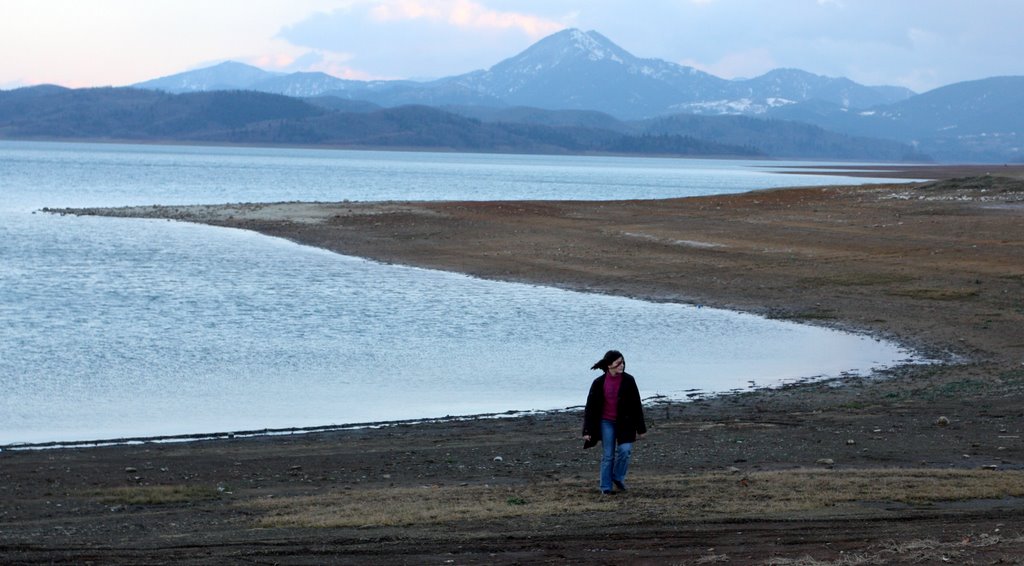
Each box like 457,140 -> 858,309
591,350 -> 624,372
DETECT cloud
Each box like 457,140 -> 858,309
265,49 -> 380,81
0,0 -> 339,87
682,48 -> 778,80
368,0 -> 562,36
277,0 -> 564,79
4,0 -> 1021,92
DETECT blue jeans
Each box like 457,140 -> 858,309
600,419 -> 633,492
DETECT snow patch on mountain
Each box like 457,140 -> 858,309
569,29 -> 623,63
673,97 -> 798,115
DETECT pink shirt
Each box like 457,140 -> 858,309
602,372 -> 622,421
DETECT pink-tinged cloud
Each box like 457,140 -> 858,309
311,61 -> 378,81
252,54 -> 300,70
681,48 -> 778,80
252,49 -> 375,81
369,0 -> 562,38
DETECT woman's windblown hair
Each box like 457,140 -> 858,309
591,349 -> 624,371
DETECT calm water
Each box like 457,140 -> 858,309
0,141 -> 921,445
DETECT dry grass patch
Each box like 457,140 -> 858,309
87,484 -> 222,505
624,468 -> 1024,521
246,469 -> 1024,529
250,480 -> 614,528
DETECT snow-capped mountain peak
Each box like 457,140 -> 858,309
567,29 -> 625,63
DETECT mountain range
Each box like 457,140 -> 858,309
136,30 -> 916,120
4,85 -> 928,161
3,29 -> 1021,162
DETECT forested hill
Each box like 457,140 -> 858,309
0,86 -> 926,161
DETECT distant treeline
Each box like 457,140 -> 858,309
0,86 -> 925,161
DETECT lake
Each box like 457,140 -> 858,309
0,141 -> 922,446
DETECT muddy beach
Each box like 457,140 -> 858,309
4,165 -> 1024,564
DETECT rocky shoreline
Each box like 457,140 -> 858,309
4,166 -> 1024,564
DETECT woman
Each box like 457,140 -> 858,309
582,350 -> 647,494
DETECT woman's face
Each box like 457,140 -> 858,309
608,357 -> 624,376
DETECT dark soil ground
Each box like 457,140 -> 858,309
5,165 -> 1024,564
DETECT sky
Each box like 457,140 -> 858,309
2,0 -> 1022,93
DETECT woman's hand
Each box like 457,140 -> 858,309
583,435 -> 591,442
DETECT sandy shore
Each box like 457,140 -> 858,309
5,165 -> 1024,564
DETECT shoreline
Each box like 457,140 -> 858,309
6,166 -> 1024,563
2,262 -> 931,451
4,352 -> 925,450
0,407 -> 577,451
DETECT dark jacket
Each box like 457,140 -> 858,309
582,371 -> 647,448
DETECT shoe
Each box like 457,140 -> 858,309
613,480 -> 627,492
601,490 -> 616,495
